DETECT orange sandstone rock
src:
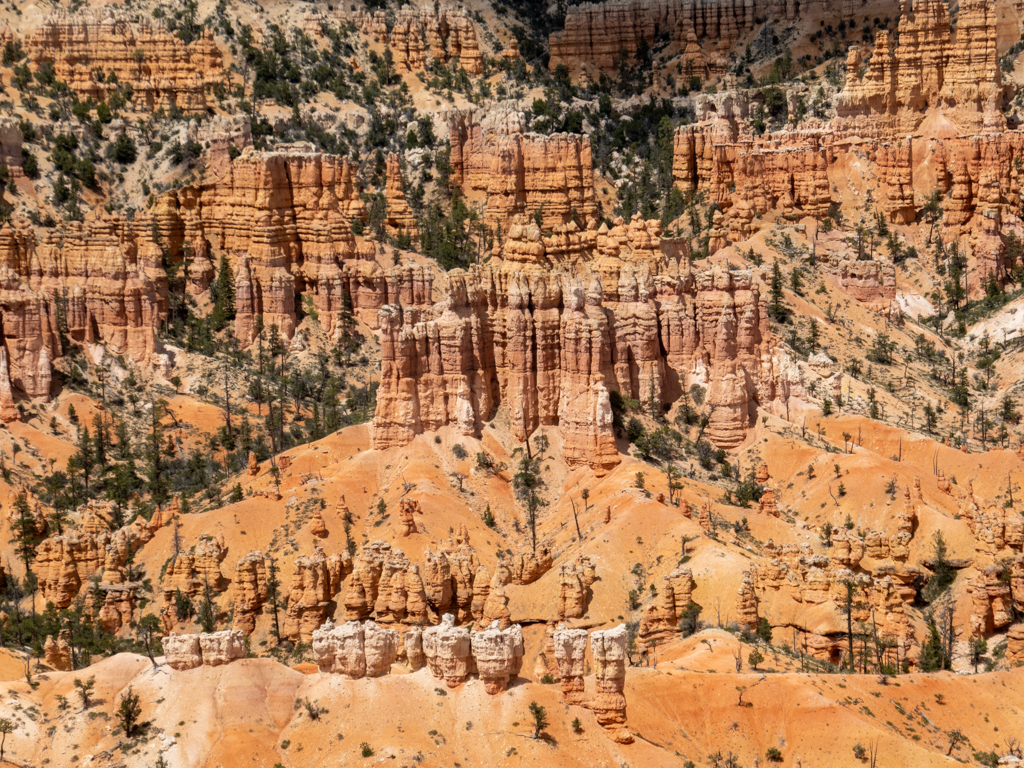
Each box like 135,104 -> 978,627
309,508 -> 328,538
26,9 -> 224,112
231,552 -> 269,636
384,153 -> 418,239
1007,624 -> 1024,667
282,550 -> 340,641
44,631 -> 72,671
470,621 -> 524,694
447,106 -> 599,234
422,613 -> 473,687
588,624 -> 633,744
553,625 -> 588,705
834,0 -> 1004,137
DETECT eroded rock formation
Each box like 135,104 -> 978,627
373,240 -> 796,460
423,613 -> 473,687
282,549 -> 347,641
231,552 -> 269,635
639,567 -> 696,640
588,624 -> 633,744
384,153 -> 418,239
26,9 -> 224,112
163,630 -> 245,670
312,619 -> 400,677
360,6 -> 482,75
553,625 -> 588,705
469,621 -> 524,693
556,555 -> 597,620
448,105 -> 599,235
835,0 -> 1004,137
549,0 -> 820,73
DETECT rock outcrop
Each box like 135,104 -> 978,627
26,9 -> 224,112
162,633 -> 203,671
374,250 -> 794,460
198,629 -> 247,666
834,0 -> 1004,137
231,552 -> 269,635
162,630 -> 246,670
469,621 -> 524,693
282,550 -> 346,641
556,556 -> 597,620
1008,624 -> 1024,667
369,6 -> 482,75
423,613 -> 473,687
0,210 -> 168,401
448,105 -> 599,235
639,567 -> 696,640
549,0 -> 814,73
309,508 -> 328,538
384,153 -> 418,239
44,631 -> 72,671
312,619 -> 400,677
588,624 -> 633,744
553,625 -> 588,705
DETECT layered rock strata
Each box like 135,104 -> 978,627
639,567 -> 696,640
0,211 -> 168,403
553,625 -> 588,705
26,9 -> 224,112
423,613 -> 474,687
448,106 -> 599,235
834,0 -> 1005,137
373,236 -> 796,460
354,6 -> 482,75
469,621 -> 524,693
281,549 -> 348,641
548,0 -> 824,73
390,6 -> 482,74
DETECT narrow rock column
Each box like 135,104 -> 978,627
553,625 -> 588,705
588,624 -> 633,744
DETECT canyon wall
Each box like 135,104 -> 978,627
672,124 -> 834,248
546,0 -> 881,74
385,6 -> 483,76
548,0 -> 816,72
25,9 -> 225,113
447,106 -> 600,236
372,213 -> 801,466
835,0 -> 1005,137
151,144 -> 433,345
0,210 -> 169,406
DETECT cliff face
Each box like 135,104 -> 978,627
548,0 -> 825,73
388,6 -> 483,76
372,214 -> 797,466
0,142 -> 438,405
0,211 -> 168,403
448,106 -> 599,236
673,125 -> 834,249
835,0 -> 1005,137
25,9 -> 224,113
152,144 -> 433,345
352,6 -> 483,75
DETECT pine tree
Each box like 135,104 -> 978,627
769,261 -> 786,321
918,614 -> 946,671
210,253 -> 235,330
9,492 -> 41,575
92,413 -> 108,471
266,556 -> 282,643
76,426 -> 94,493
